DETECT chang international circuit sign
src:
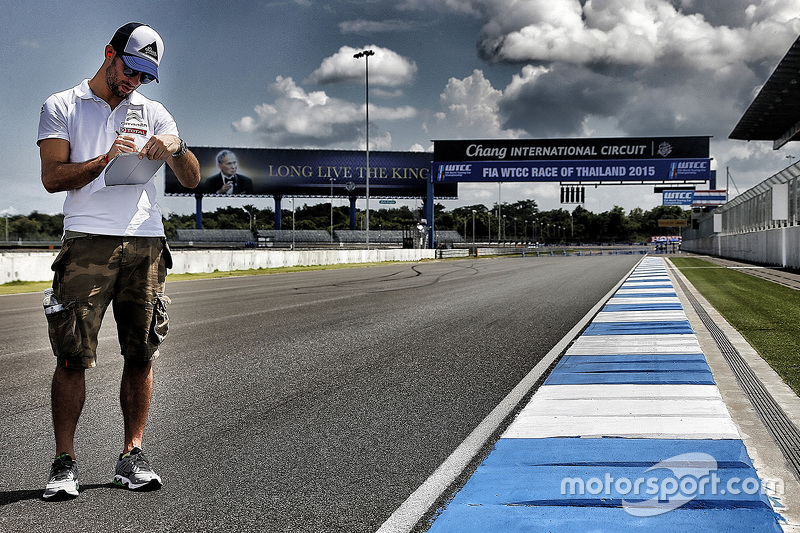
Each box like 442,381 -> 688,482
433,137 -> 711,184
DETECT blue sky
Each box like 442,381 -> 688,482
4,0 -> 800,219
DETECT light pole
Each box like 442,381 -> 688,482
497,182 -> 502,244
472,210 -> 477,244
330,177 -> 335,243
242,207 -> 254,232
354,49 -> 374,250
291,197 -> 295,251
569,211 -> 574,239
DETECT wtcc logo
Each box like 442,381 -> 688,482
669,161 -> 708,178
664,191 -> 693,201
560,453 -> 783,517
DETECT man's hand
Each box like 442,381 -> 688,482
109,134 -> 138,160
139,135 -> 180,161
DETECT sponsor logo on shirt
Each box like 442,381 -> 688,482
120,110 -> 148,136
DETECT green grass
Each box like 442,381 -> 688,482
670,257 -> 800,396
0,280 -> 53,295
164,261 -> 389,281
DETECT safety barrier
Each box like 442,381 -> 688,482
0,248 -> 436,283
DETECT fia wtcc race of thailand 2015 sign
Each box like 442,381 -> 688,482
432,136 -> 711,184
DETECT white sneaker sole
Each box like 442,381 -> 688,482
113,474 -> 162,490
43,480 -> 79,499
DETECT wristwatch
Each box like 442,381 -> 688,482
172,138 -> 188,158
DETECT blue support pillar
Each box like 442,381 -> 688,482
274,196 -> 282,230
349,196 -> 358,230
194,194 -> 203,229
425,164 -> 435,248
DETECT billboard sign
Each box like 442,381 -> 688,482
435,158 -> 710,183
433,137 -> 710,162
433,137 -> 711,184
663,190 -> 695,205
691,190 -> 727,206
165,147 -> 457,199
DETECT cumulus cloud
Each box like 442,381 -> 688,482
233,76 -> 416,148
425,69 -> 524,139
456,0 -> 800,150
475,0 -> 800,69
307,45 -> 418,86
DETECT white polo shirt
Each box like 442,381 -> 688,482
38,79 -> 179,236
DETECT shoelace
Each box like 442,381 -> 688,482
124,451 -> 151,472
51,455 -> 75,480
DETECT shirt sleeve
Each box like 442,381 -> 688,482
150,101 -> 179,137
37,94 -> 70,145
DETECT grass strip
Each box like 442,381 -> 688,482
670,257 -> 800,396
0,260 -> 421,295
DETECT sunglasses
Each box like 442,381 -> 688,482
113,51 -> 156,84
122,65 -> 156,84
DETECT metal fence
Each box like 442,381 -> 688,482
682,162 -> 800,268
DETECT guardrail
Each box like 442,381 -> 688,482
0,248 -> 437,284
435,249 -> 470,259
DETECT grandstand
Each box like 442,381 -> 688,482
255,229 -> 332,244
435,230 -> 466,245
173,228 -> 466,248
335,230 -> 405,244
175,229 -> 254,246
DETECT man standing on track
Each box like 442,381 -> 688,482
37,22 -> 200,499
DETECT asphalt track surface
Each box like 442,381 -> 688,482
0,254 -> 639,532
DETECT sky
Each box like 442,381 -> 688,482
4,0 -> 800,219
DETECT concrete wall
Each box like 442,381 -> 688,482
0,248 -> 436,283
682,225 -> 800,268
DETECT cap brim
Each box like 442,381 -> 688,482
121,54 -> 159,82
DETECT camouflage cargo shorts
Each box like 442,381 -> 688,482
46,234 -> 173,369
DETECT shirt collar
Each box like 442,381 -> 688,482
75,79 -> 145,106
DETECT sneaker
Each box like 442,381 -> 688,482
113,447 -> 162,491
43,452 -> 79,500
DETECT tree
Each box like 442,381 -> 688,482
9,200 -> 692,244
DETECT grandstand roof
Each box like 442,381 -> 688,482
730,34 -> 800,148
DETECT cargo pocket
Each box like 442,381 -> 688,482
45,303 -> 83,358
149,294 -> 171,346
50,238 -> 75,272
161,239 -> 173,270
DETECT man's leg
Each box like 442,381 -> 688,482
115,359 -> 162,490
120,359 -> 153,453
52,365 -> 86,459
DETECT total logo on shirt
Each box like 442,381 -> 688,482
119,110 -> 148,136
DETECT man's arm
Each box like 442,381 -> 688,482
40,138 -> 105,193
40,134 -> 144,193
168,149 -> 201,189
